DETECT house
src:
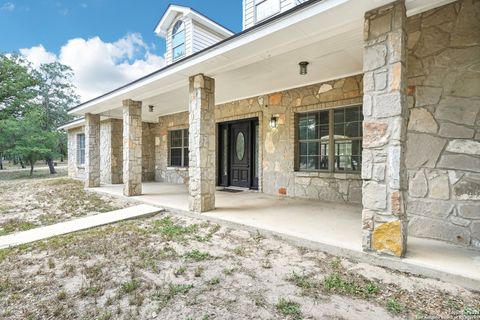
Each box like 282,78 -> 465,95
60,0 -> 480,258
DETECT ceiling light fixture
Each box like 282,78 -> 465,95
299,61 -> 309,75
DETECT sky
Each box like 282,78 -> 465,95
0,0 -> 242,102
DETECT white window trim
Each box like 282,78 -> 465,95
169,128 -> 189,167
171,20 -> 186,61
254,0 -> 281,23
77,133 -> 85,167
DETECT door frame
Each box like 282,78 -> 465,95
217,117 -> 259,190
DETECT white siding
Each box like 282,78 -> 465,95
243,0 -> 308,30
244,0 -> 255,30
192,22 -> 225,53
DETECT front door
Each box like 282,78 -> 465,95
218,119 -> 258,189
230,121 -> 251,188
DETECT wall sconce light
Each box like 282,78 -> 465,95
299,61 -> 309,75
148,105 -> 154,112
269,115 -> 278,129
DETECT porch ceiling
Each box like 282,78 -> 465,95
69,0 -> 455,124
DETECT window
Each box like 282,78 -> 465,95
297,105 -> 363,172
255,0 -> 280,22
169,129 -> 189,167
333,107 -> 363,171
77,134 -> 85,166
171,20 -> 185,61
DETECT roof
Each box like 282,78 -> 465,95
154,4 -> 235,38
66,0 -> 454,119
57,117 -> 85,131
69,0 -> 325,114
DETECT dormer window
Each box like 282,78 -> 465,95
172,20 -> 185,61
255,0 -> 280,22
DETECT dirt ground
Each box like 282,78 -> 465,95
0,211 -> 479,319
0,178 -> 479,319
0,177 -> 131,235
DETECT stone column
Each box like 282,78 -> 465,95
85,113 -> 100,188
361,0 -> 408,257
188,74 -> 216,212
123,99 -> 142,196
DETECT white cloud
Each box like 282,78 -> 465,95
0,2 -> 15,12
20,33 -> 165,102
19,45 -> 57,69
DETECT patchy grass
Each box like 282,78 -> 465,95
287,272 -> 317,293
0,177 -> 129,235
174,266 -> 187,277
121,279 -> 140,294
152,283 -> 194,309
0,200 -> 478,320
184,249 -> 213,262
232,246 -> 246,256
386,298 -> 405,314
194,266 -> 205,277
323,272 -> 379,297
276,298 -> 302,319
152,216 -> 198,241
0,220 -> 37,236
208,277 -> 220,286
0,166 -> 68,181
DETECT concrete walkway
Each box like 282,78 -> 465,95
93,182 -> 480,291
0,204 -> 163,249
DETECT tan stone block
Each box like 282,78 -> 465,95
372,220 -> 404,257
363,122 -> 389,148
268,92 -> 282,106
388,62 -> 402,92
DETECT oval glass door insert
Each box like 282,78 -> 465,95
236,132 -> 245,161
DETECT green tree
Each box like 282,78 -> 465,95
8,108 -> 58,176
0,53 -> 38,169
35,62 -> 78,130
0,54 -> 79,173
0,54 -> 38,120
0,118 -> 21,169
34,62 -> 79,173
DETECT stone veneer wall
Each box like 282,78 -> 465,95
68,119 -> 155,185
100,119 -> 123,184
142,122 -> 157,182
67,126 -> 85,180
155,112 -> 190,184
405,0 -> 480,248
155,75 -> 364,204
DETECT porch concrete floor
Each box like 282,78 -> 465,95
93,182 -> 480,290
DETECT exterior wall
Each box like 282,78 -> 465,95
155,112 -> 190,184
165,15 -> 193,65
155,75 -> 364,204
142,122 -> 157,181
405,0 -> 480,248
100,119 -> 123,185
243,0 -> 308,30
192,21 -> 225,53
67,126 -> 85,180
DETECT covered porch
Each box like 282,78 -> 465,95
95,181 -> 362,250
64,0 -> 480,265
91,181 -> 480,291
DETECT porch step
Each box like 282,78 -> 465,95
0,204 -> 163,249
